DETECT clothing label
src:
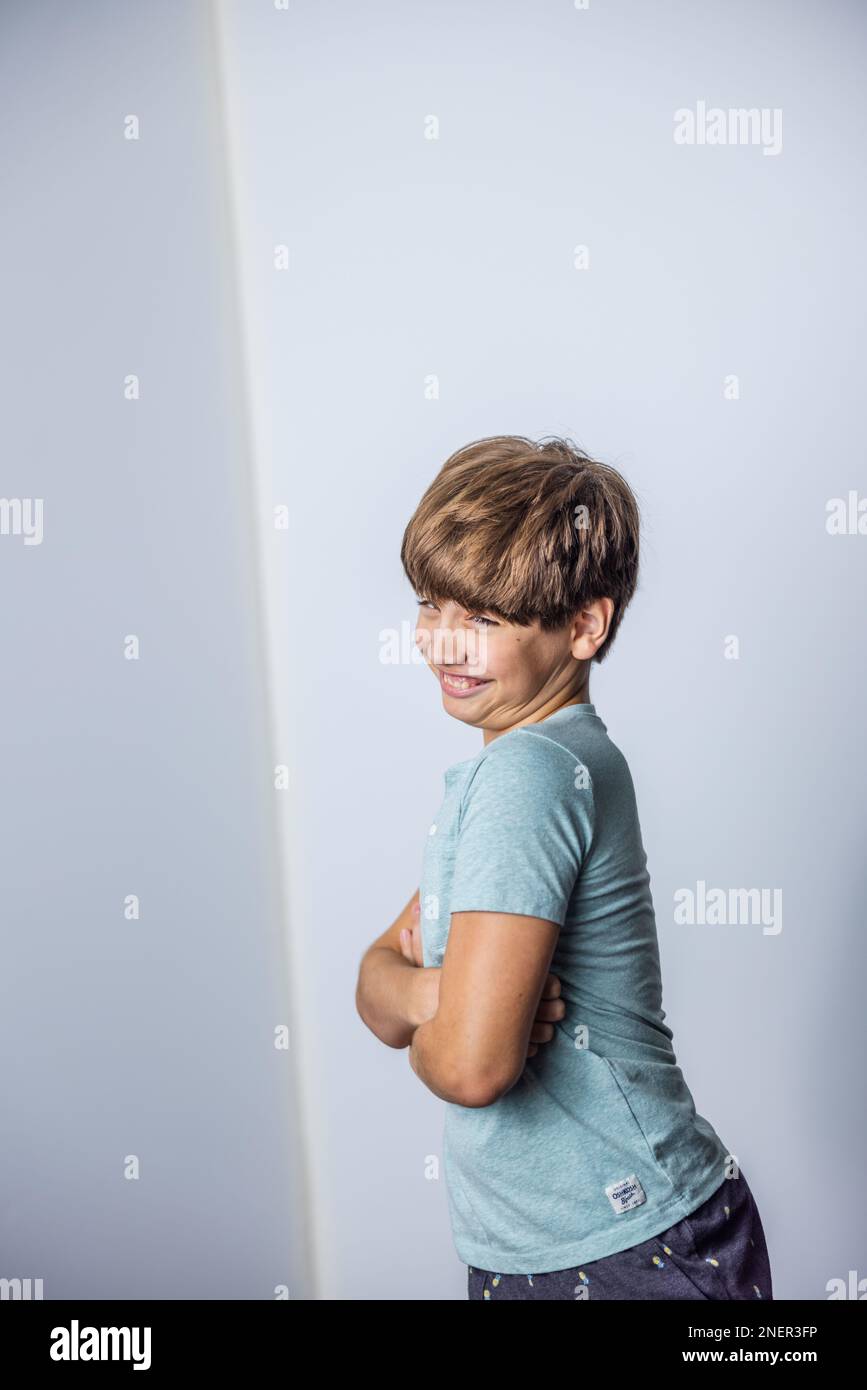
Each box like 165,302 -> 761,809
605,1173 -> 647,1214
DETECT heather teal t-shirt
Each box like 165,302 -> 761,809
419,702 -> 730,1274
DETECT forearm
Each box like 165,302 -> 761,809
356,946 -> 429,1049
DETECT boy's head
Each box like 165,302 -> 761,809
400,435 -> 641,731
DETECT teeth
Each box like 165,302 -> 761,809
444,674 -> 482,689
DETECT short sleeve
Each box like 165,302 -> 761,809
447,732 -> 595,926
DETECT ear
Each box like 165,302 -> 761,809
570,597 -> 614,658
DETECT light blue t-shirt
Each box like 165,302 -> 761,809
419,702 -> 730,1274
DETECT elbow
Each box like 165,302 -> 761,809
418,1021 -> 522,1106
452,1083 -> 501,1109
449,1065 -> 517,1109
355,973 -> 396,1048
436,1036 -> 525,1108
355,985 -> 410,1050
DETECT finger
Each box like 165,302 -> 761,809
526,1042 -> 538,1057
399,928 -> 414,962
534,998 -> 566,1022
538,973 -> 561,1000
410,923 -> 425,967
528,1022 -> 555,1044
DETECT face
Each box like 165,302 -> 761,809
413,595 -> 613,738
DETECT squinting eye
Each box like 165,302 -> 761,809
416,597 -> 438,611
470,615 -> 498,627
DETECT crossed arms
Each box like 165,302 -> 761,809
355,888 -> 565,1108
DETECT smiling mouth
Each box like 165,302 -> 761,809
439,669 -> 492,692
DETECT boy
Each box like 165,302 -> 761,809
356,435 -> 772,1300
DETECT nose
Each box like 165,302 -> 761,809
439,629 -> 488,672
415,614 -> 470,666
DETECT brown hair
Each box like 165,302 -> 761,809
400,434 -> 641,663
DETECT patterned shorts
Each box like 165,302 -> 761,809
467,1170 -> 773,1300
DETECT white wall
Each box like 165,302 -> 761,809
3,0 -> 865,1302
0,0 -> 309,1298
218,0 -> 867,1300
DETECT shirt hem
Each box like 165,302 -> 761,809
448,896 -> 567,925
454,1166 -> 729,1275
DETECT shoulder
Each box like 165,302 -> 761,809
460,726 -> 594,810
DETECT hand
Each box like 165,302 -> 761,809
526,972 -> 566,1057
399,894 -> 425,967
399,897 -> 441,1027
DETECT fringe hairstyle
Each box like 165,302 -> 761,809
400,435 -> 641,663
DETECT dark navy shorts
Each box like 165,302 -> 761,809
467,1170 -> 773,1300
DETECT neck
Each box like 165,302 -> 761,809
483,685 -> 591,746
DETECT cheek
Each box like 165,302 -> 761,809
516,640 -> 553,678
